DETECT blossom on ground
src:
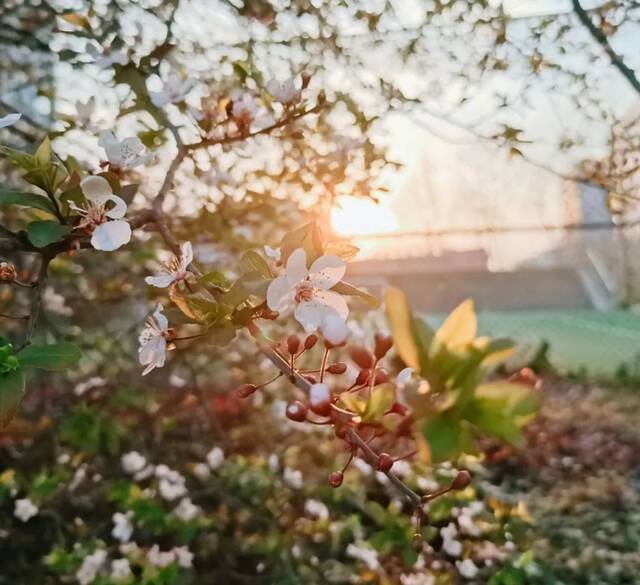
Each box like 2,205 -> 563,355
138,305 -> 173,375
192,462 -> 210,480
456,558 -> 479,579
346,541 -> 380,571
400,574 -> 435,585
14,498 -> 38,522
147,545 -> 175,568
76,549 -> 107,585
266,248 -> 348,332
174,546 -> 194,568
73,176 -> 131,251
206,446 -> 225,470
98,130 -> 154,169
112,512 -> 134,543
145,241 -> 194,288
174,497 -> 201,522
155,465 -> 187,501
150,72 -> 195,107
441,523 -> 463,557
267,78 -> 301,105
121,451 -> 147,474
110,558 -> 132,582
304,499 -> 329,521
283,467 -> 303,489
0,113 -> 21,128
86,43 -> 128,69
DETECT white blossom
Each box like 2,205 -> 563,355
145,241 -> 194,288
320,313 -> 349,346
441,523 -> 462,557
111,512 -> 133,543
110,558 -> 132,582
346,541 -> 380,571
147,545 -> 175,568
155,465 -> 187,501
0,113 -> 21,128
138,305 -> 172,375
231,93 -> 258,125
174,546 -> 194,568
149,72 -> 195,107
14,498 -> 38,522
206,447 -> 225,470
192,463 -> 210,480
174,497 -> 200,522
76,549 -> 107,585
73,176 -> 131,251
283,467 -> 303,489
400,574 -> 435,585
266,248 -> 348,332
304,499 -> 329,521
121,451 -> 147,474
98,130 -> 154,169
397,367 -> 414,386
267,78 -> 301,105
86,43 -> 127,69
456,558 -> 479,579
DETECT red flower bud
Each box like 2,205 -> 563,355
374,332 -> 393,359
349,346 -> 374,369
286,401 -> 308,422
327,362 -> 347,375
509,367 -> 541,389
374,368 -> 389,384
309,383 -> 332,416
328,470 -> 343,487
451,470 -> 472,490
390,402 -> 409,416
304,334 -> 318,350
303,374 -> 317,384
377,453 -> 394,473
356,369 -> 371,386
287,334 -> 300,355
235,384 -> 258,398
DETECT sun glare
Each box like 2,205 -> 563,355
331,196 -> 398,236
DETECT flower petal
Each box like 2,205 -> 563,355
152,304 -> 168,330
314,289 -> 349,321
180,241 -> 193,266
91,220 -> 131,251
139,336 -> 167,375
145,273 -> 176,288
105,195 -> 127,219
98,130 -> 118,148
308,255 -> 346,289
0,113 -> 21,128
121,136 -> 144,156
286,248 -> 308,286
294,300 -> 325,332
266,275 -> 293,312
396,367 -> 414,385
81,175 -> 113,200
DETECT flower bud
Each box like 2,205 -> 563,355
304,334 -> 318,350
309,383 -> 332,416
235,383 -> 258,398
328,470 -> 343,487
377,453 -> 394,473
374,332 -> 393,359
326,362 -> 347,375
349,346 -> 374,369
287,334 -> 300,355
355,369 -> 371,386
301,72 -> 311,89
509,367 -> 541,389
286,401 -> 307,422
321,314 -> 349,348
303,374 -> 317,384
451,470 -> 472,490
374,368 -> 389,384
390,402 -> 409,416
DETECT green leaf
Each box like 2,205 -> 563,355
422,415 -> 467,463
26,220 -> 71,247
332,280 -> 380,308
0,188 -> 56,214
198,271 -> 230,290
475,382 -> 541,419
384,287 -> 420,369
362,384 -> 394,422
435,298 -> 477,350
240,250 -> 272,279
19,342 -> 81,371
0,368 -> 26,427
464,398 -> 524,447
279,222 -> 324,264
35,137 -> 52,166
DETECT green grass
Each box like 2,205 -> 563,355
423,310 -> 640,378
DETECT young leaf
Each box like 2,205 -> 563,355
280,222 -> 324,264
422,415 -> 467,463
19,342 -> 81,371
0,188 -> 57,215
35,137 -> 52,166
26,220 -> 71,247
240,250 -> 272,278
435,299 -> 477,350
0,367 -> 26,427
332,281 -> 380,308
384,287 -> 420,369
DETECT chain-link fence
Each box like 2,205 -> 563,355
344,184 -> 640,379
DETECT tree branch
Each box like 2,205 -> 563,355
572,0 -> 640,95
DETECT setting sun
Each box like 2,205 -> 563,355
331,196 -> 398,236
